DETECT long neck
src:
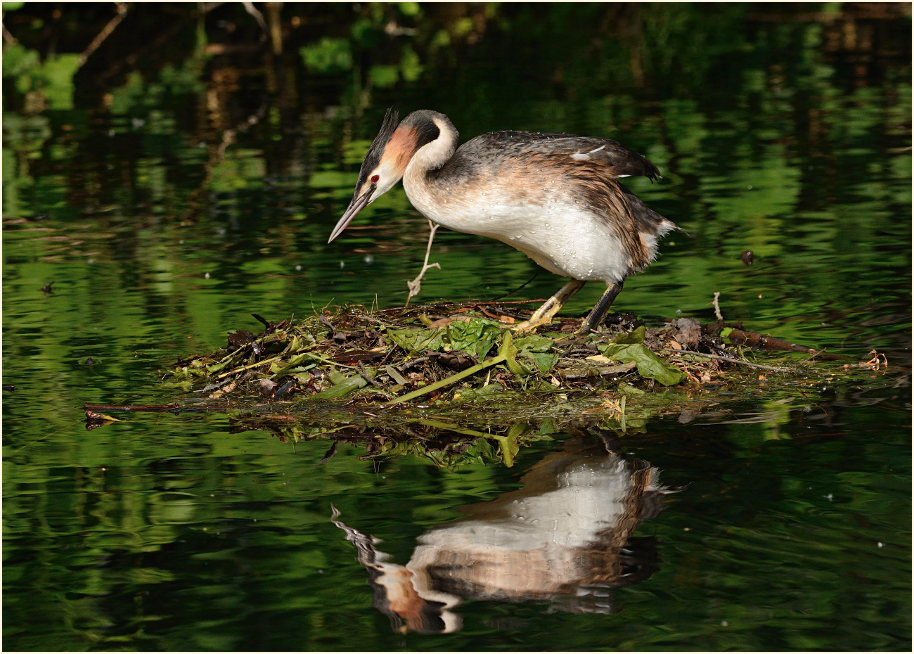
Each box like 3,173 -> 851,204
406,113 -> 458,175
401,112 -> 461,227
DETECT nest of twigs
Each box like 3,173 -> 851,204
81,302 -> 888,467
164,301 -> 828,407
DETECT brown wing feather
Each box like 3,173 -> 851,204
437,130 -> 674,273
519,154 -> 675,271
460,131 -> 661,181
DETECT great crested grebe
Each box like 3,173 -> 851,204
328,109 -> 677,333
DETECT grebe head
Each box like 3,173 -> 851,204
328,109 -> 446,243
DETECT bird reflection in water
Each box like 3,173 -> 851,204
331,434 -> 665,634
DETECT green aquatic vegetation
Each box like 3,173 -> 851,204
152,302 -> 888,440
388,316 -> 503,359
599,343 -> 685,386
79,302 -> 884,467
163,303 -> 881,407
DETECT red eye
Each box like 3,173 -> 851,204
370,174 -> 380,183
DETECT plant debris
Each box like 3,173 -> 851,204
159,301 -> 877,409
82,301 -> 891,467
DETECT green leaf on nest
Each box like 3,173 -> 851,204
389,318 -> 502,360
491,433 -> 519,467
310,370 -> 367,399
612,324 -> 646,344
515,334 -> 558,372
600,342 -> 684,386
498,330 -> 528,377
446,318 -> 502,359
387,327 -> 446,354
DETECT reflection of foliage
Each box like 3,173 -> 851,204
299,4 -> 424,89
229,413 -> 553,469
2,42 -> 79,110
108,63 -> 205,117
4,3 -> 908,117
301,37 -> 353,74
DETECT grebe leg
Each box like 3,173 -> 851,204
512,279 -> 585,332
404,219 -> 441,307
577,281 -> 624,334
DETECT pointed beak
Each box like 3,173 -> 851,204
328,186 -> 374,244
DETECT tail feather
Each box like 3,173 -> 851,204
621,186 -> 677,235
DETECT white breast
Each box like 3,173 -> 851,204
402,173 -> 632,284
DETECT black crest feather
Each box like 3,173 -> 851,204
358,108 -> 400,183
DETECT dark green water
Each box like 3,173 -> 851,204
3,5 -> 911,651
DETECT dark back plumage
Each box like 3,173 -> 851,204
455,131 -> 661,181
425,129 -> 669,266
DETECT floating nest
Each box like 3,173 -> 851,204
161,300 -> 863,407
82,301 -> 887,467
